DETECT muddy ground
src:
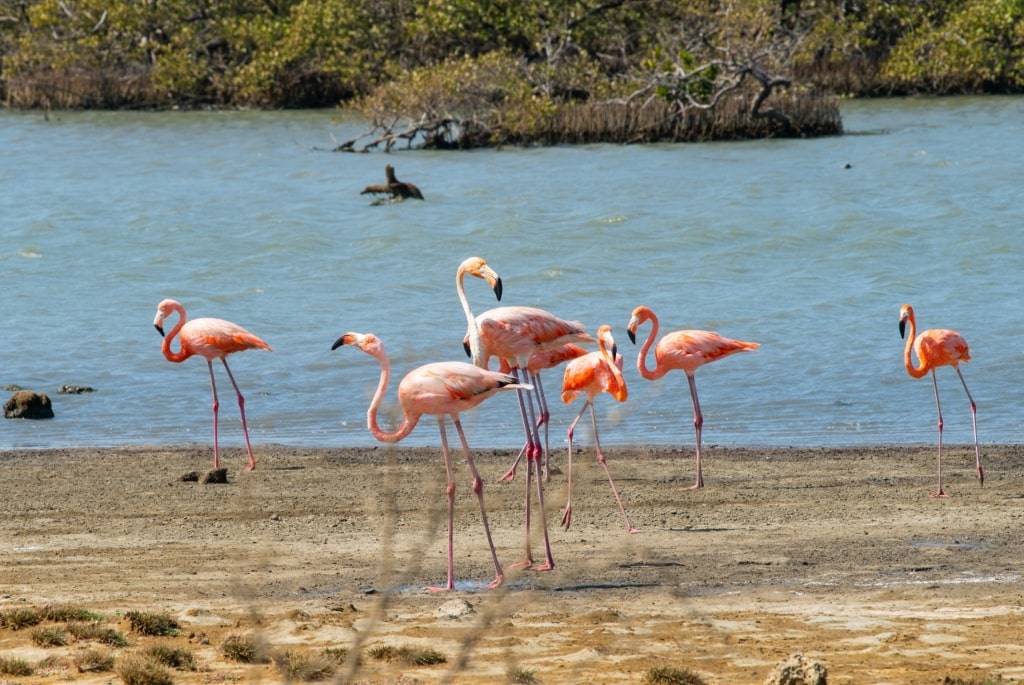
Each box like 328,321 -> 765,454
1,444 -> 1022,684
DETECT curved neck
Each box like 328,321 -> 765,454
636,311 -> 665,380
366,345 -> 419,443
601,337 -> 628,402
457,269 -> 484,366
902,312 -> 929,379
161,304 -> 191,363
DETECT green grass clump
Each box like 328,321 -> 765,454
116,654 -> 174,685
273,649 -> 338,682
507,666 -> 539,684
644,666 -> 707,685
125,611 -> 179,637
0,607 -> 42,630
144,644 -> 196,671
67,620 -> 129,647
367,644 -> 446,666
75,648 -> 116,673
0,656 -> 33,676
31,625 -> 69,647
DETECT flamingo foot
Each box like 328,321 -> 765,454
428,584 -> 454,593
531,561 -> 554,572
929,489 -> 948,498
626,526 -> 641,535
486,574 -> 504,590
498,467 -> 517,482
510,558 -> 534,570
684,481 -> 704,491
245,463 -> 256,472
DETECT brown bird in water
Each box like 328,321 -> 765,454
361,164 -> 424,201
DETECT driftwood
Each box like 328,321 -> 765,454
360,164 -> 424,202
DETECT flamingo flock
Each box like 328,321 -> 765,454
154,257 -> 984,590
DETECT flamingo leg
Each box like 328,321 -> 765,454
206,360 -> 221,470
453,417 -> 504,589
686,373 -> 705,490
222,358 -> 257,471
561,400 -> 591,530
430,418 -> 458,591
510,368 -> 554,571
930,371 -> 947,498
498,444 -> 528,482
588,403 -> 638,534
533,372 -> 554,482
530,447 -> 556,571
510,369 -> 538,569
955,367 -> 983,487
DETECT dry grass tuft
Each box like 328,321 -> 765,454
0,656 -> 33,676
125,610 -> 179,636
507,666 -> 540,684
0,607 -> 42,630
116,654 -> 175,685
272,649 -> 339,681
67,620 -> 130,646
221,633 -> 270,663
75,648 -> 116,673
144,644 -> 197,671
30,625 -> 69,647
644,666 -> 707,685
367,644 -> 446,666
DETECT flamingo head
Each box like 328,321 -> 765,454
332,331 -> 384,359
898,304 -> 914,339
626,305 -> 655,344
458,256 -> 502,301
153,298 -> 182,338
597,324 -> 617,360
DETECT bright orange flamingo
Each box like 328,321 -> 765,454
560,325 -> 637,534
153,298 -> 271,472
456,256 -> 594,572
898,304 -> 983,497
332,331 -> 528,590
493,344 -> 588,482
627,305 -> 759,489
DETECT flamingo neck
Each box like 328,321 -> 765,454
601,338 -> 628,402
457,269 -> 484,366
636,312 -> 666,381
366,346 -> 419,443
902,313 -> 929,379
161,305 -> 191,364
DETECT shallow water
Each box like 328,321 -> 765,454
2,96 -> 1023,451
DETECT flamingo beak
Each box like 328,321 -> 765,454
493,276 -> 503,301
331,334 -> 350,350
898,319 -> 907,339
463,339 -> 472,357
627,317 -> 639,344
154,324 -> 165,337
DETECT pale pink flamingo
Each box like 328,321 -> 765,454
456,256 -> 594,571
898,304 -> 983,497
153,298 -> 271,472
627,305 -> 759,489
332,331 -> 528,590
560,325 -> 637,534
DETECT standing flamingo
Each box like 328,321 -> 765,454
560,325 -> 637,534
153,299 -> 271,472
332,331 -> 528,590
898,304 -> 983,497
627,305 -> 759,489
456,256 -> 594,571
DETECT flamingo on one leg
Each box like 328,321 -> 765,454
626,305 -> 758,489
898,304 -> 983,497
560,325 -> 637,534
456,257 -> 594,571
153,299 -> 271,471
332,331 -> 528,590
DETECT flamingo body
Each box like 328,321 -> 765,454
333,331 -> 526,590
627,305 -> 758,489
898,304 -> 982,497
560,325 -> 637,533
153,299 -> 271,472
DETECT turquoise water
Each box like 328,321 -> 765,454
2,97 -> 1023,451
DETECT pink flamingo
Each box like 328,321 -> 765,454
456,256 -> 594,571
153,298 -> 271,472
627,305 -> 759,489
898,304 -> 983,497
332,331 -> 528,590
560,325 -> 638,534
470,342 -> 587,482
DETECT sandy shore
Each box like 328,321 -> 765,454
1,443 -> 1022,684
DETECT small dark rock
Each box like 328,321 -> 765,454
58,384 -> 94,394
180,471 -> 200,482
203,468 -> 229,484
4,391 -> 55,419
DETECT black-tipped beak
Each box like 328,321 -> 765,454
463,340 -> 472,357
610,343 -> 618,359
627,329 -> 636,344
154,324 -> 165,338
494,277 -> 502,301
331,336 -> 346,351
898,319 -> 906,339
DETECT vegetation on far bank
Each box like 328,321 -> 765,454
1,0 -> 1022,146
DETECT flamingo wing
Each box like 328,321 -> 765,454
656,330 -> 759,372
182,318 -> 272,359
915,329 -> 970,367
399,362 -> 518,415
